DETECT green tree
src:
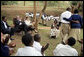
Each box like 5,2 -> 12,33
70,1 -> 83,12
1,1 -> 17,5
47,1 -> 58,7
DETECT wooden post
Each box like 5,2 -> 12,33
38,1 -> 47,25
24,1 -> 25,6
71,2 -> 81,14
42,1 -> 47,25
33,1 -> 38,30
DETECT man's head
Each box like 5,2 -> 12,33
66,7 -> 71,11
22,33 -> 34,46
16,16 -> 20,20
2,16 -> 7,22
66,37 -> 76,46
34,34 -> 41,42
74,9 -> 79,14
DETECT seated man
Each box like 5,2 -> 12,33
13,16 -> 35,34
1,16 -> 15,40
16,33 -> 43,56
33,34 -> 49,55
1,16 -> 15,36
53,37 -> 78,56
13,17 -> 23,33
13,16 -> 27,34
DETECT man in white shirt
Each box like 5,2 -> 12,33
33,41 -> 42,53
1,16 -> 15,39
16,33 -> 42,56
33,34 -> 49,55
53,37 -> 78,56
60,7 -> 72,44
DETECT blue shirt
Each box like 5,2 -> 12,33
64,14 -> 83,28
1,42 -> 10,56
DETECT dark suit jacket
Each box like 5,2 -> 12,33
13,19 -> 24,32
13,19 -> 20,27
1,21 -> 10,34
1,42 -> 9,56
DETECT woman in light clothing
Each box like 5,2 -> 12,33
50,19 -> 60,39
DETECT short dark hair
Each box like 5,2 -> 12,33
2,16 -> 6,20
67,37 -> 76,46
22,33 -> 33,46
74,9 -> 79,14
34,34 -> 41,42
66,7 -> 71,11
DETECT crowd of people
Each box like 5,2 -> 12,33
26,12 -> 60,26
1,7 -> 83,56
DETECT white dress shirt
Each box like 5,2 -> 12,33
33,41 -> 42,53
24,20 -> 32,26
16,46 -> 42,56
53,44 -> 78,56
3,21 -> 8,29
60,11 -> 72,23
25,13 -> 29,17
42,15 -> 47,20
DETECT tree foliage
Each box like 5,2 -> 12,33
47,1 -> 58,6
70,1 -> 83,11
1,1 -> 17,5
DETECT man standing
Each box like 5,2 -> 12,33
60,7 -> 72,44
63,9 -> 83,41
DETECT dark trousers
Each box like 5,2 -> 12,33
14,22 -> 35,34
2,27 -> 15,37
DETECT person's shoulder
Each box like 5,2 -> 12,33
1,21 -> 3,23
63,11 -> 69,13
61,11 -> 66,14
33,48 -> 42,56
71,47 -> 78,53
61,11 -> 70,15
77,15 -> 82,17
17,48 -> 23,52
57,43 -> 64,47
34,41 -> 41,46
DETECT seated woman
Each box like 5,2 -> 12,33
24,16 -> 38,33
50,19 -> 60,39
1,33 -> 16,56
24,16 -> 33,26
